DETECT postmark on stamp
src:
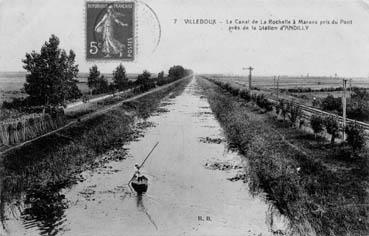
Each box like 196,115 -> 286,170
86,1 -> 135,60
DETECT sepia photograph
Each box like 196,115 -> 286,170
0,0 -> 369,235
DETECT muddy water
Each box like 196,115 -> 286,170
5,78 -> 287,235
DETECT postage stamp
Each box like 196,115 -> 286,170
86,1 -> 135,60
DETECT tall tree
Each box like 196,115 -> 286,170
136,70 -> 151,84
87,65 -> 108,94
168,65 -> 185,80
113,63 -> 127,90
88,65 -> 101,90
310,115 -> 324,140
22,34 -> 81,106
324,115 -> 340,145
158,71 -> 164,80
345,122 -> 366,154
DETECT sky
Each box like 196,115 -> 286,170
1,0 -> 369,77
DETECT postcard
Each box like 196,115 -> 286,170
0,1 -> 368,236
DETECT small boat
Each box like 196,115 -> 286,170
131,175 -> 148,194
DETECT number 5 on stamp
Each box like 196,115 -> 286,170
86,1 -> 135,60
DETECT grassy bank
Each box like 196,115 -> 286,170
198,77 -> 369,236
0,77 -> 191,231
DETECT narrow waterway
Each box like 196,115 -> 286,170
4,78 -> 288,236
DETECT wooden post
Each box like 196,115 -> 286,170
342,79 -> 347,140
248,66 -> 253,90
277,76 -> 280,99
242,66 -> 254,91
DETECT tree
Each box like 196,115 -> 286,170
168,65 -> 185,80
136,70 -> 155,91
279,100 -> 288,121
310,115 -> 324,139
22,34 -> 81,106
88,65 -> 101,90
87,65 -> 108,94
287,102 -> 302,126
97,77 -> 109,93
108,83 -> 116,95
347,88 -> 369,120
156,71 -> 167,86
321,95 -> 342,112
345,122 -> 366,154
136,70 -> 151,84
323,115 -> 340,145
113,63 -> 127,90
158,71 -> 164,80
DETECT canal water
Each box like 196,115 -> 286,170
3,78 -> 288,235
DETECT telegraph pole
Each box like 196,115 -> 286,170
277,76 -> 280,99
243,66 -> 254,90
342,79 -> 348,140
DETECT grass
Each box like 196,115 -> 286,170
0,77 -> 191,231
198,77 -> 369,236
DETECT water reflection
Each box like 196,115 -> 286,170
135,193 -> 158,230
21,183 -> 68,236
0,78 -> 191,235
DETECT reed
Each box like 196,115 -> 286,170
198,77 -> 369,236
0,111 -> 65,146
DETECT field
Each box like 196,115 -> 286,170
209,75 -> 369,121
210,74 -> 369,90
0,72 -> 142,122
0,72 -> 139,104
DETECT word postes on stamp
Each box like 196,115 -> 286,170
86,1 -> 135,60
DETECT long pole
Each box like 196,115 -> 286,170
248,66 -> 253,90
277,76 -> 280,99
139,141 -> 159,169
342,79 -> 347,140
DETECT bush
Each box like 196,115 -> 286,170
92,77 -> 109,94
112,64 -> 128,91
230,87 -> 240,96
323,116 -> 340,145
287,102 -> 302,126
136,70 -> 152,85
168,65 -> 185,80
2,98 -> 27,110
310,115 -> 324,139
345,122 -> 366,154
239,89 -> 251,101
256,94 -> 273,111
279,100 -> 288,120
275,102 -> 281,116
321,95 -> 342,113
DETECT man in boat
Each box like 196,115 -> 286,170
134,163 -> 144,182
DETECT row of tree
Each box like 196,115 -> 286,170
86,64 -> 189,95
3,35 -> 190,110
311,89 -> 369,121
210,78 -> 367,156
87,64 -> 132,94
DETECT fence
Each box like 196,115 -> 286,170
0,109 -> 65,146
